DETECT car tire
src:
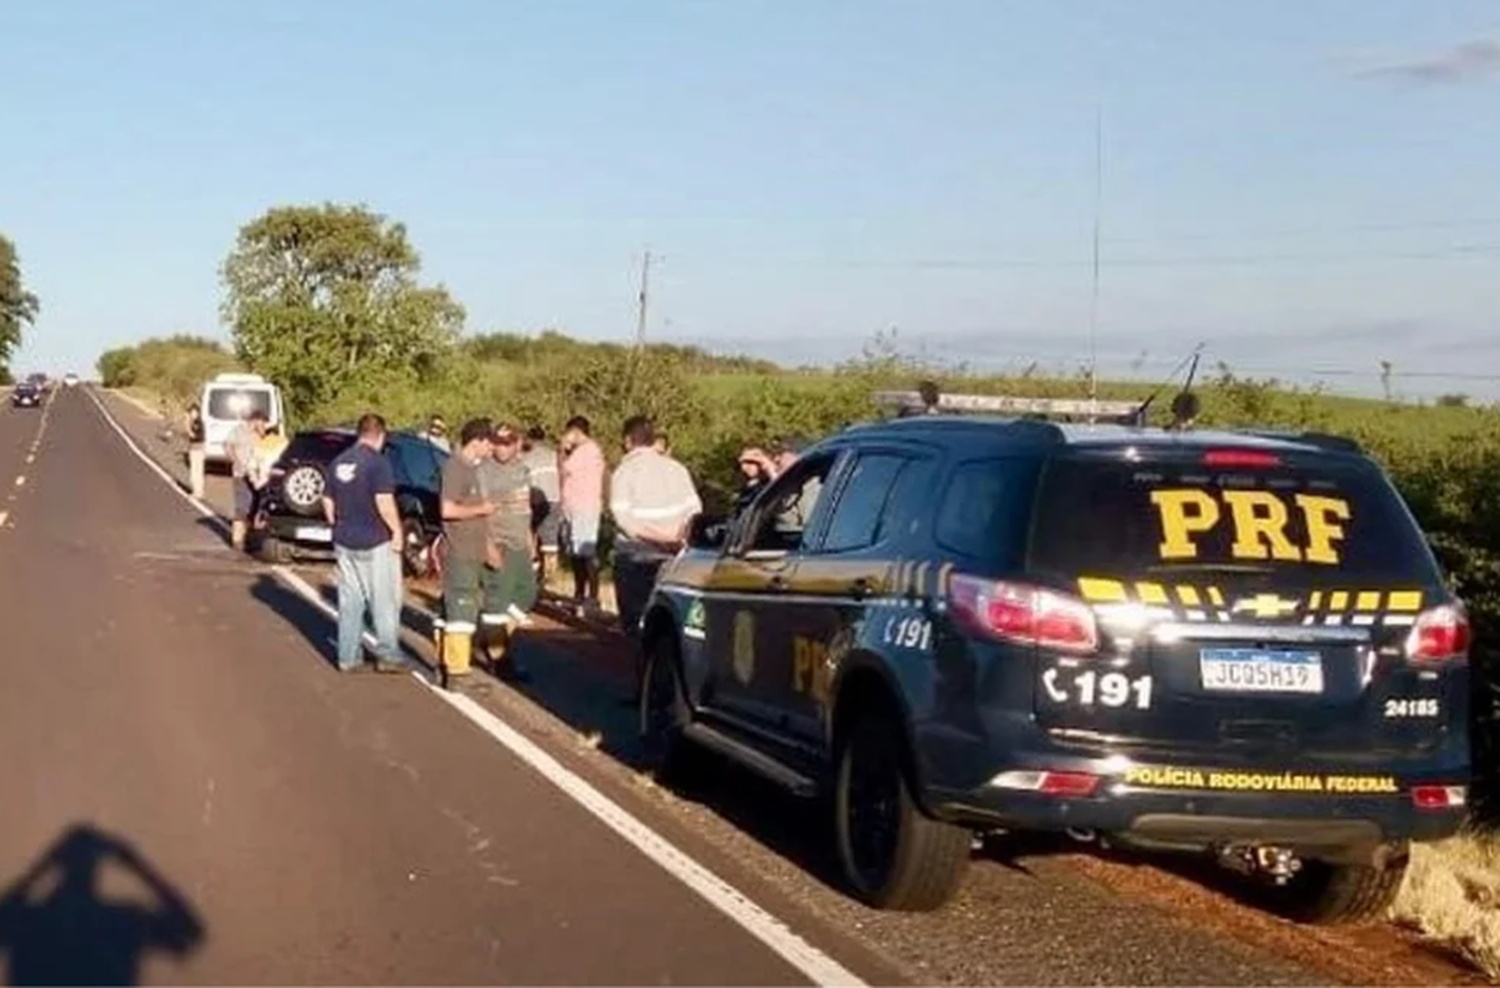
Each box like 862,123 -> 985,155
639,633 -> 706,786
401,516 -> 433,578
282,465 -> 325,516
1272,848 -> 1408,926
833,704 -> 970,912
256,534 -> 293,565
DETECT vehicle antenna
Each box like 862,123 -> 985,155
1132,342 -> 1204,426
1087,100 -> 1103,403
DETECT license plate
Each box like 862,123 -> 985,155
1199,648 -> 1324,694
294,525 -> 332,542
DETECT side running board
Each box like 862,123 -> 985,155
682,722 -> 818,797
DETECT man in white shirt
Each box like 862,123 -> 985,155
609,415 -> 701,703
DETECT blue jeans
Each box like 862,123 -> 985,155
334,544 -> 403,670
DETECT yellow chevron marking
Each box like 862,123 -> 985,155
1387,590 -> 1423,612
1207,587 -> 1226,607
1329,590 -> 1350,610
1356,591 -> 1381,612
1078,578 -> 1128,603
1137,582 -> 1171,606
1177,585 -> 1202,607
1308,590 -> 1323,610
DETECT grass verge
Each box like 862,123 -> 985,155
1393,833 -> 1500,979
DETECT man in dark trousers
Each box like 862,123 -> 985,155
321,413 -> 408,674
438,418 -> 498,678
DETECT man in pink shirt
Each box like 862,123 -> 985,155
558,415 -> 606,617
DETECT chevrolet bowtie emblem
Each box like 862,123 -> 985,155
1231,594 -> 1301,619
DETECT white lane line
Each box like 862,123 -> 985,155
272,565 -> 414,659
84,387 -> 218,521
13,476 -> 23,487
92,383 -> 867,987
0,511 -> 9,528
268,564 -> 863,988
424,686 -> 864,987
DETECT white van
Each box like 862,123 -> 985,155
199,372 -> 285,466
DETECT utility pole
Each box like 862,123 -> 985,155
635,248 -> 653,349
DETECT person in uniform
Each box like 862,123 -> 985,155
437,419 -> 497,677
475,423 -> 537,681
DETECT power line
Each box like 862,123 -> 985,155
1100,216 -> 1500,247
825,242 -> 1500,271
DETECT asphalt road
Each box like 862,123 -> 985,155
0,387 -> 887,985
34,386 -> 1469,988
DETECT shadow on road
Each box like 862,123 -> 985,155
0,823 -> 205,986
250,575 -> 342,669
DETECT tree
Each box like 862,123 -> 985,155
0,234 -> 40,373
220,203 -> 465,419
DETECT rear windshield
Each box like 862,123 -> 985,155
206,387 -> 273,421
284,432 -> 354,463
1027,452 -> 1439,586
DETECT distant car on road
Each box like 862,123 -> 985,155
62,373 -> 79,388
10,381 -> 43,409
253,427 -> 447,577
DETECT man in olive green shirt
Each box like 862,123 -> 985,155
439,419 -> 497,677
476,424 -> 538,682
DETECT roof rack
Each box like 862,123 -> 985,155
873,390 -> 1144,425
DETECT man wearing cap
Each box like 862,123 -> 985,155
770,436 -> 822,534
475,423 -> 537,681
424,415 -> 451,453
609,415 -> 702,702
438,419 -> 498,677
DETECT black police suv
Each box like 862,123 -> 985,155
253,427 -> 447,577
10,381 -> 42,409
638,408 -> 1470,924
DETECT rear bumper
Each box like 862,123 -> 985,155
932,758 -> 1468,856
263,513 -> 334,548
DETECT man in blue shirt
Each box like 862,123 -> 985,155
321,413 -> 408,674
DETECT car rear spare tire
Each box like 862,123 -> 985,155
282,465 -> 325,516
833,705 -> 970,911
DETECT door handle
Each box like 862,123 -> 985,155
850,577 -> 871,599
768,574 -> 787,591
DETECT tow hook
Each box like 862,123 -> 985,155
1220,843 -> 1304,884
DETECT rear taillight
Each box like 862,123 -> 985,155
1411,785 -> 1466,811
989,770 -> 1101,797
1202,449 -> 1281,468
949,576 -> 1098,653
1405,603 -> 1471,663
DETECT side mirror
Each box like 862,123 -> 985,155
688,514 -> 729,550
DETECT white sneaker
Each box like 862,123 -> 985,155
507,604 -> 534,627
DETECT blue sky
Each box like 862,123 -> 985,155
6,0 -> 1499,398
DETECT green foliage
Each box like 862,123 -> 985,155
0,233 -> 40,375
221,203 -> 465,421
95,335 -> 240,407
